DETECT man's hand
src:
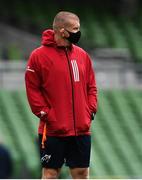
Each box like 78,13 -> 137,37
40,111 -> 47,117
91,113 -> 95,120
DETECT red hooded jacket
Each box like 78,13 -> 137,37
25,29 -> 97,136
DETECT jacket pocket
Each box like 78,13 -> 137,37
86,103 -> 91,120
47,107 -> 57,123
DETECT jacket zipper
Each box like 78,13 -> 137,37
64,48 -> 76,136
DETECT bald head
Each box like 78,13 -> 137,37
53,11 -> 81,46
53,11 -> 80,31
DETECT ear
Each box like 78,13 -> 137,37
60,28 -> 66,37
60,28 -> 69,38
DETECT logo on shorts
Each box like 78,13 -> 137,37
41,154 -> 51,163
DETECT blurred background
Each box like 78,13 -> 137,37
0,0 -> 142,178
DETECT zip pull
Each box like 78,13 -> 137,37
65,47 -> 68,53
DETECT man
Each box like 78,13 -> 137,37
25,11 -> 97,179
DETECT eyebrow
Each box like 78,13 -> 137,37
72,22 -> 80,28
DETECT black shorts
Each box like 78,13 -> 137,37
38,134 -> 91,169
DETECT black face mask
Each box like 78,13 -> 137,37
66,30 -> 81,44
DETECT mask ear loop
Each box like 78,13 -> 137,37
42,123 -> 47,149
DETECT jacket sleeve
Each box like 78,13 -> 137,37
25,51 -> 50,120
86,53 -> 98,114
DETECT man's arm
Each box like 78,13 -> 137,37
25,52 -> 49,120
86,53 -> 98,118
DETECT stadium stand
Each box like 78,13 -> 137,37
0,0 -> 142,62
0,89 -> 142,178
0,0 -> 142,178
0,90 -> 40,178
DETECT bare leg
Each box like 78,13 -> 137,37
41,168 -> 61,179
70,167 -> 89,179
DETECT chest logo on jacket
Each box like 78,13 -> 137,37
71,60 -> 80,82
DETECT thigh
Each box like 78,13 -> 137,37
39,134 -> 65,169
65,135 -> 91,168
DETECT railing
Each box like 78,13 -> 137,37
0,60 -> 142,90
0,61 -> 26,89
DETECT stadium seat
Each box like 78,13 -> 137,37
0,91 -> 22,177
0,88 -> 142,178
87,15 -> 109,48
102,16 -> 128,48
0,90 -> 40,178
119,19 -> 142,62
106,90 -> 142,177
1,1 -> 142,62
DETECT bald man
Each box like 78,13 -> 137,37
25,11 -> 97,179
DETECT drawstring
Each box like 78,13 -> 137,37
42,123 -> 47,149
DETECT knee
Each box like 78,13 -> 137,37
42,168 -> 59,179
78,168 -> 89,178
71,168 -> 89,179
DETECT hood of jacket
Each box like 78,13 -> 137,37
41,29 -> 73,50
41,29 -> 55,46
